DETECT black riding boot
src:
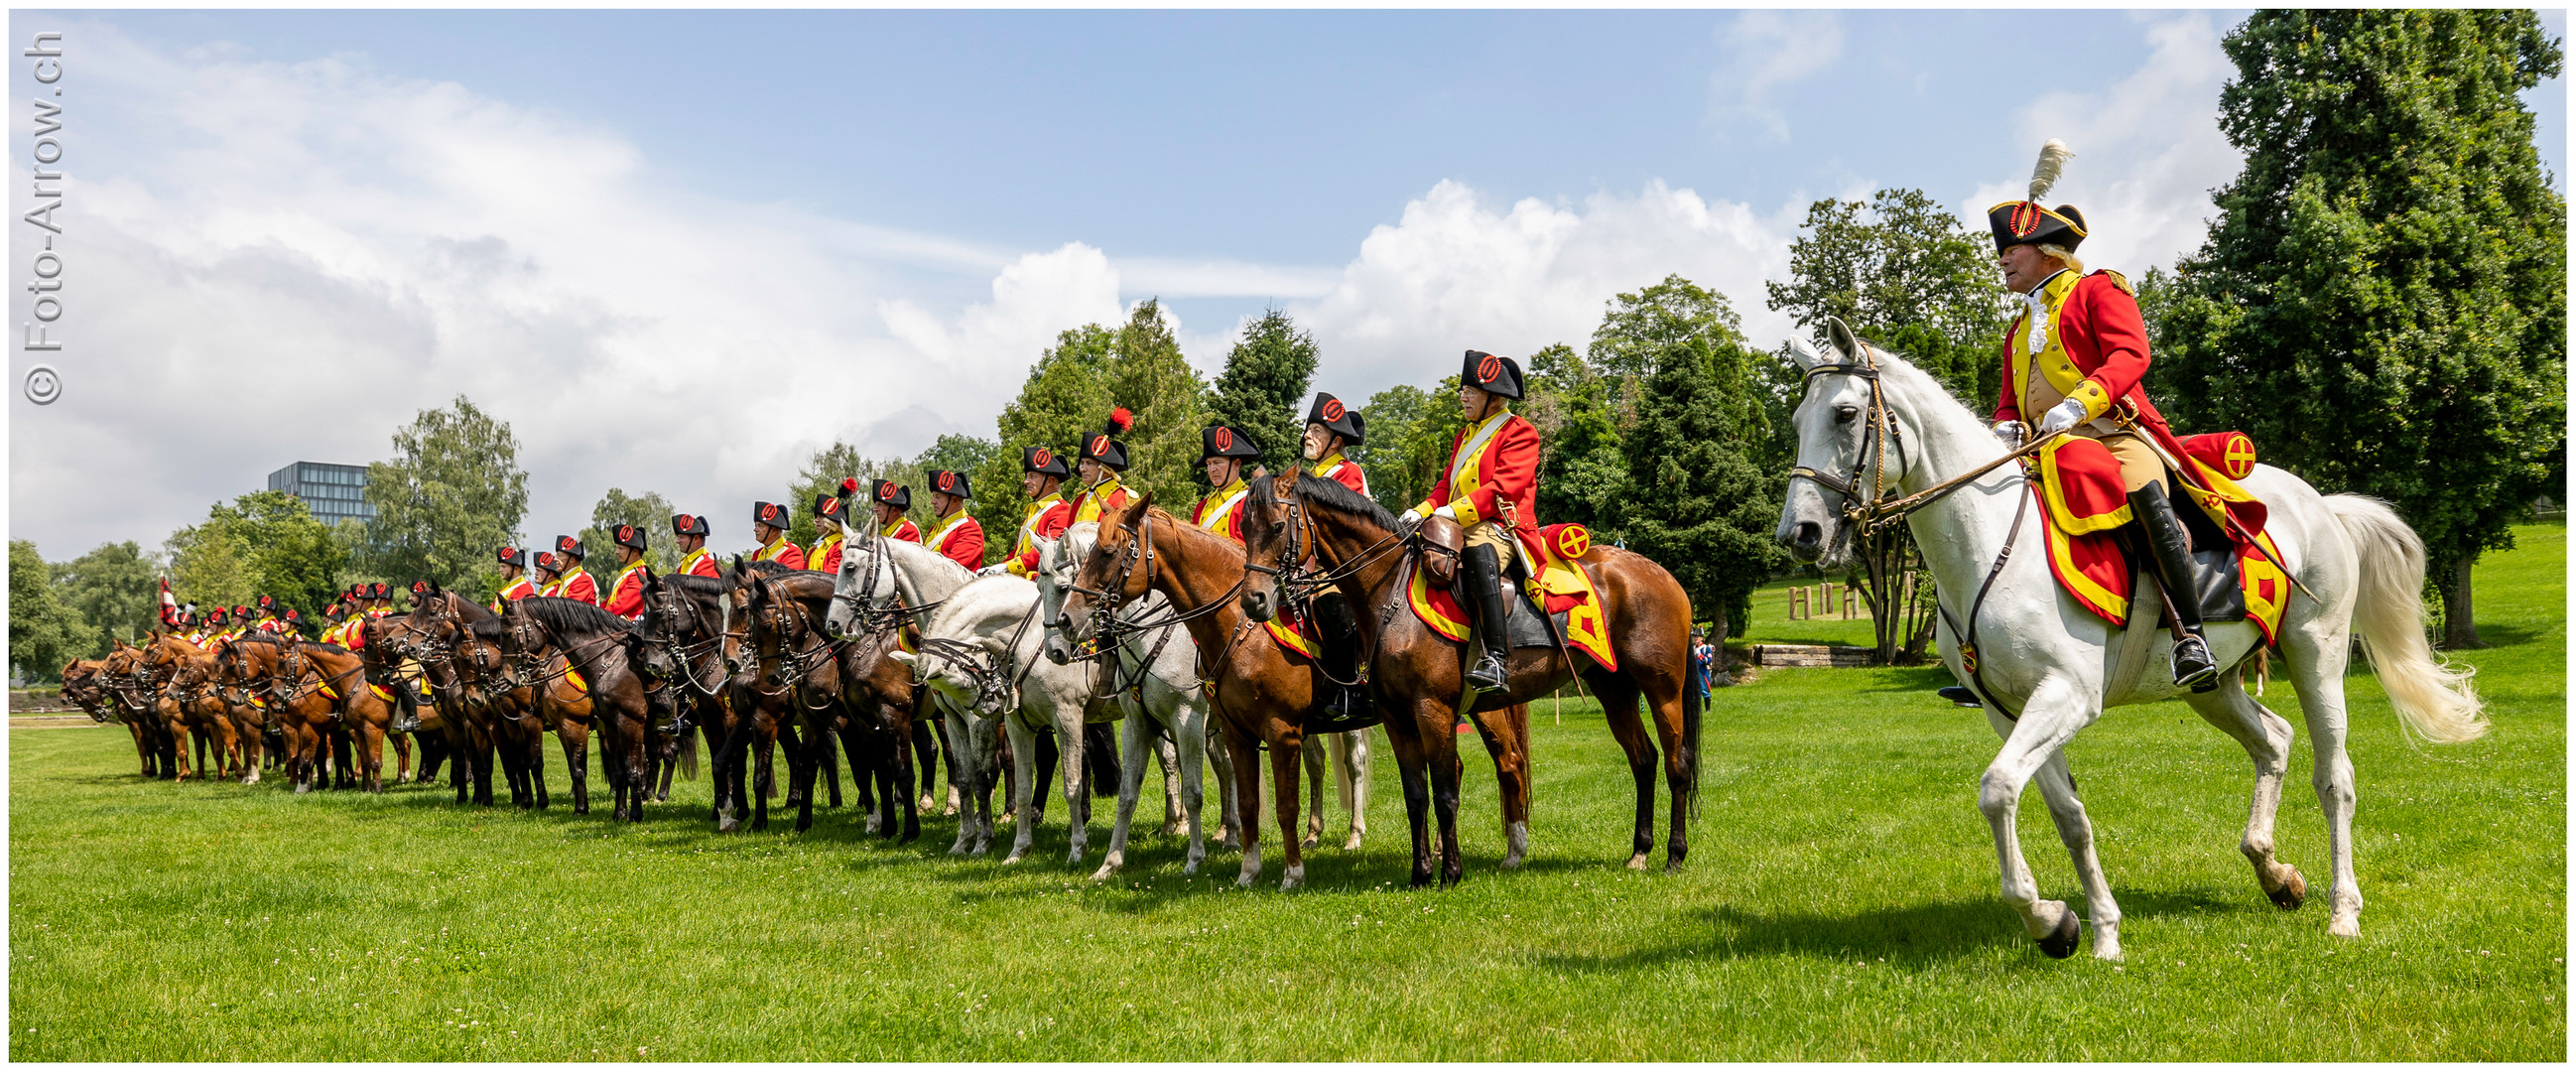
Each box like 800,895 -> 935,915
1316,594 -> 1373,723
1460,544 -> 1511,692
2131,483 -> 2220,692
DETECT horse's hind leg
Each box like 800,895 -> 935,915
1471,705 -> 1531,868
1155,728 -> 1183,838
390,729 -> 413,784
1092,714 -> 1152,879
1207,721 -> 1239,852
2185,674 -> 2306,911
2032,747 -> 2123,960
1224,723 -> 1266,888
1334,730 -> 1370,851
2282,625 -> 2363,937
561,721 -> 592,816
1590,673 -> 1657,870
1301,735 -> 1331,851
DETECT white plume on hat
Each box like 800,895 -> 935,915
2028,139 -> 2074,201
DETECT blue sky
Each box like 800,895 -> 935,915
10,9 -> 2565,560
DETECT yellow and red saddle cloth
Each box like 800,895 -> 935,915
2035,431 -> 2290,645
1403,523 -> 1617,670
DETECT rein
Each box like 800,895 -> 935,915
1790,341 -> 2075,537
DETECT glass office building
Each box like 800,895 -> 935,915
265,461 -> 375,527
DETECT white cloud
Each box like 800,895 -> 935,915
1967,13 -> 2243,276
1708,11 -> 1847,143
1292,179 -> 1805,399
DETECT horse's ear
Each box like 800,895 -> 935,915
1782,336 -> 1824,372
887,650 -> 916,667
1132,488 -> 1155,516
1249,466 -> 1269,483
1823,316 -> 1862,362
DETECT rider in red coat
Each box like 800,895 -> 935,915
1303,392 -> 1370,497
1402,350 -> 1543,692
921,469 -> 985,572
869,480 -> 921,544
750,502 -> 807,570
601,524 -> 652,621
552,536 -> 600,605
671,513 -> 719,578
809,481 -> 852,576
491,545 -> 538,613
1002,446 -> 1074,577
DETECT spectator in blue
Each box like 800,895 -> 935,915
1689,628 -> 1719,699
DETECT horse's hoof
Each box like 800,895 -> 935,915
2265,868 -> 2308,911
1182,857 -> 1202,875
1344,833 -> 1364,852
2329,913 -> 2361,938
1625,853 -> 1650,871
2036,910 -> 2082,959
1090,864 -> 1116,882
1280,866 -> 1305,891
1663,858 -> 1685,874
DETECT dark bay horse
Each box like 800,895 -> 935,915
101,642 -> 178,778
1054,492 -> 1532,889
637,572 -> 739,825
498,596 -> 656,822
1241,471 -> 1702,886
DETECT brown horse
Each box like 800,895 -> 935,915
1240,471 -> 1702,886
100,642 -> 178,778
1054,492 -> 1533,889
137,633 -> 239,781
497,596 -> 656,822
637,572 -> 743,826
384,590 -> 551,807
218,635 -> 338,792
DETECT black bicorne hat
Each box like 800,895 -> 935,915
256,594 -> 276,611
867,480 -> 909,511
497,545 -> 527,569
1306,392 -> 1365,446
410,580 -> 434,601
671,512 -> 708,537
753,501 -> 789,529
365,584 -> 389,601
815,491 -> 851,523
1987,201 -> 2087,254
1463,349 -> 1524,400
1201,424 -> 1262,462
929,469 -> 972,500
554,535 -> 586,561
205,605 -> 229,622
534,551 -> 559,573
234,603 -> 255,618
612,523 -> 648,552
1079,407 -> 1133,471
1022,446 -> 1070,479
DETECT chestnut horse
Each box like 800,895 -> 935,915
1054,494 -> 1534,889
100,643 -> 178,778
1240,471 -> 1702,886
137,633 -> 240,781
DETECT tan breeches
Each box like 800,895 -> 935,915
2091,432 -> 2166,494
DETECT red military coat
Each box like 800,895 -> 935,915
1415,409 -> 1544,559
602,561 -> 651,620
880,518 -> 922,544
1311,453 -> 1368,497
808,532 -> 845,576
753,537 -> 807,571
924,512 -> 986,572
1993,269 -> 2175,442
557,569 -> 600,606
490,575 -> 537,614
677,547 -> 720,579
1008,494 -> 1074,576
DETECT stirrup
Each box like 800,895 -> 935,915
1465,650 -> 1508,692
1936,685 -> 1982,707
1324,683 -> 1371,722
2171,634 -> 2220,692
392,715 -> 421,734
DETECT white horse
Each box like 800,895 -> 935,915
1032,523 -> 1233,877
1776,319 -> 2485,960
824,524 -> 979,814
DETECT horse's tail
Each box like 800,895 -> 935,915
678,723 -> 701,781
2325,494 -> 2487,743
1681,661 -> 1704,820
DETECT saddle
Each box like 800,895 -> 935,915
2034,431 -> 2289,645
1409,516 -> 1617,670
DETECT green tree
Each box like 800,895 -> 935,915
1764,188 -> 2007,406
52,541 -> 162,655
10,540 -> 95,681
973,324 -> 1118,552
1105,299 -> 1212,509
580,488 -> 681,577
1521,342 -> 1630,538
1207,308 -> 1318,476
164,519 -> 254,614
362,396 -> 531,596
1353,378 -> 1470,516
163,492 -> 346,617
2156,9 -> 2565,648
1601,278 -> 1781,660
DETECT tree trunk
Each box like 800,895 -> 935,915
1706,599 -> 1734,687
2440,551 -> 2483,650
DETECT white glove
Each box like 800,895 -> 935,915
1431,505 -> 1458,521
1992,420 -> 2026,449
2036,397 -> 2089,437
976,563 -> 1007,577
1398,509 -> 1423,525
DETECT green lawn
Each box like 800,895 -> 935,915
9,527 -> 2563,1060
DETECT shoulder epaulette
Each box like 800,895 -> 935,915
2092,268 -> 2133,297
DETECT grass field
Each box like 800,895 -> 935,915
9,526 -> 2563,1060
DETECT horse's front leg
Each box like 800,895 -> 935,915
1207,719 -> 1239,852
2032,748 -> 2122,960
1092,714 -> 1151,879
1270,726 -> 1309,890
1337,729 -> 1370,851
1173,700 -> 1211,875
1224,721 -> 1266,888
1001,718 -> 1041,865
1382,705 -> 1438,888
1301,735 -> 1331,851
1979,678 -> 2098,958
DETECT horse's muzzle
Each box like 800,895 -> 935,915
1242,590 -> 1273,623
1777,519 -> 1826,563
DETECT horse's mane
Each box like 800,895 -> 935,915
1287,471 -> 1399,532
664,574 -> 731,598
517,596 -> 634,636
467,618 -> 506,640
435,591 -> 497,622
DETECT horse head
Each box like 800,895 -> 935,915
1033,528 -> 1081,666
1776,317 -> 1931,567
827,525 -> 902,638
1056,489 -> 1157,644
1240,468 -> 1324,624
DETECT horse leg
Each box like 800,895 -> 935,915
922,716 -> 953,816
2184,674 -> 2306,910
362,719 -> 388,793
1590,671 -> 1658,870
524,720 -> 552,809
389,729 -> 413,784
1428,713 -> 1466,888
1207,720 -> 1239,852
891,716 -> 920,844
1091,714 -> 1148,878
752,717 -> 777,831
1470,704 -> 1531,869
626,716 -> 653,824
713,712 -> 756,832
1271,727 -> 1310,890
1337,729 -> 1370,851
999,719 -> 1044,865
1979,678 -> 2098,958
1224,722 -> 1266,887
2032,747 -> 2123,960
1301,735 -> 1330,851
2282,623 -> 2363,937
562,720 -> 592,816
1061,721 -> 1094,866
1379,707 -> 1439,887
1175,704 -> 1210,875
1154,729 -> 1183,839
819,721 -> 842,810
944,710 -> 983,855
790,718 -> 824,833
